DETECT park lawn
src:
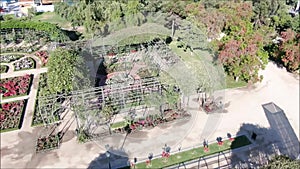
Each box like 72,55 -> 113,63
134,135 -> 251,169
31,12 -> 71,29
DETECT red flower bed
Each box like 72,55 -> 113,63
108,53 -> 115,56
0,100 -> 26,131
35,51 -> 49,65
0,74 -> 32,98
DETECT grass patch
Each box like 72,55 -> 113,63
31,12 -> 71,28
0,127 -> 19,133
111,121 -> 127,129
169,41 -> 196,62
135,135 -> 251,168
118,33 -> 168,46
225,75 -> 247,89
0,65 -> 9,73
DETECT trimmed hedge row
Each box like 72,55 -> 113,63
0,20 -> 68,41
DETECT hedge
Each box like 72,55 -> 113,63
0,20 -> 68,41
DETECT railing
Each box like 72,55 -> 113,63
133,133 -> 253,165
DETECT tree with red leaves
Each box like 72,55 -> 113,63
277,29 -> 300,72
216,2 -> 269,83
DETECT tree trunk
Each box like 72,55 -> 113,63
172,19 -> 175,37
108,122 -> 112,135
235,76 -> 239,82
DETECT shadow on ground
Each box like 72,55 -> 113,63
230,102 -> 300,168
88,147 -> 130,169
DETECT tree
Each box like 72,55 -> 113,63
185,2 -> 226,39
27,7 -> 36,20
276,29 -> 300,72
47,48 -> 91,94
217,2 -> 269,83
161,0 -> 194,18
263,155 -> 300,169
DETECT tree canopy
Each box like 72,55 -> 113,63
52,0 -> 299,84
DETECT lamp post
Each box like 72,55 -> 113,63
105,151 -> 111,169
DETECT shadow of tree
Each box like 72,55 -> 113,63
88,147 -> 129,169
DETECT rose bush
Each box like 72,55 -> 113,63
0,100 -> 26,131
0,74 -> 32,98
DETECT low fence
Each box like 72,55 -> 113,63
133,133 -> 253,166
34,5 -> 54,12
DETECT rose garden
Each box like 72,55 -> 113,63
0,19 -> 255,168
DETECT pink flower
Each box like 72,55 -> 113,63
2,103 -> 11,110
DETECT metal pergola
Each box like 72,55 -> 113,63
37,76 -> 162,127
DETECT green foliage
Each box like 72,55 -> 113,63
47,48 -> 91,94
101,106 -> 114,121
216,2 -> 269,83
54,0 -> 147,35
77,127 -> 90,143
0,20 -> 68,41
117,33 -> 168,46
27,7 -> 36,20
175,19 -> 208,50
263,155 -> 300,169
161,0 -> 194,18
163,85 -> 180,109
3,14 -> 15,21
291,15 -> 300,32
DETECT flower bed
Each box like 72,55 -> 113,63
111,112 -> 188,134
0,54 -> 24,63
35,51 -> 49,66
36,133 -> 61,152
0,74 -> 32,98
13,57 -> 35,71
0,100 -> 27,132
